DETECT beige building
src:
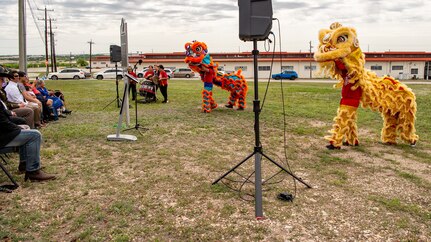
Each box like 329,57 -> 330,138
92,51 -> 431,80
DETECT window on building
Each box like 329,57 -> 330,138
235,66 -> 247,71
411,68 -> 418,74
304,66 -> 316,70
371,65 -> 382,70
392,65 -> 403,70
101,62 -> 106,64
93,62 -> 97,64
258,66 -> 270,71
282,66 -> 294,71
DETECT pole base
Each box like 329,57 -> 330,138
107,134 -> 137,141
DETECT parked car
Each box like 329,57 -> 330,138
48,68 -> 86,80
137,68 -> 173,79
172,68 -> 195,78
93,68 -> 124,80
83,71 -> 92,78
271,70 -> 298,80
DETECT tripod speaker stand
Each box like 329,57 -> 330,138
123,73 -> 148,135
212,40 -> 312,219
103,62 -> 122,109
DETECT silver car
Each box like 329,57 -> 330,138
48,68 -> 86,80
93,69 -> 124,80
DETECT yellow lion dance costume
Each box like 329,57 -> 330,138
314,22 -> 419,149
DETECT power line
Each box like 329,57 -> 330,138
38,6 -> 54,76
27,0 -> 44,45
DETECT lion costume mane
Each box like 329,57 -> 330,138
314,22 -> 419,149
184,41 -> 248,113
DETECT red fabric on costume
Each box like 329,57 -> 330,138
202,68 -> 215,83
334,60 -> 362,108
340,82 -> 362,107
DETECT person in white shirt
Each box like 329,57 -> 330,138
5,71 -> 42,128
0,73 -> 34,128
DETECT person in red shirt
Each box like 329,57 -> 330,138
143,65 -> 157,100
127,67 -> 138,101
144,65 -> 154,81
156,65 -> 169,103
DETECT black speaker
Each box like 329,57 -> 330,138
238,0 -> 273,41
110,45 -> 121,62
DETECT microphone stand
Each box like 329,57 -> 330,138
123,73 -> 148,135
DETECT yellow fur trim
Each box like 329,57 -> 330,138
315,23 -> 419,146
325,105 -> 358,147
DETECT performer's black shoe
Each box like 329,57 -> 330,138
225,104 -> 233,108
326,144 -> 341,150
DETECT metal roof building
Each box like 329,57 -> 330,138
92,51 -> 431,80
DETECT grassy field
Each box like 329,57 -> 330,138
1,79 -> 430,241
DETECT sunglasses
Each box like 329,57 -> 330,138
13,75 -> 19,77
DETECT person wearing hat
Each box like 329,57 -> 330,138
157,65 -> 169,103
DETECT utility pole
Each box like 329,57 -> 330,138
49,18 -> 54,72
309,41 -> 313,79
52,31 -> 57,72
69,52 -> 72,67
18,0 -> 27,73
427,61 -> 430,80
38,7 -> 54,77
49,18 -> 57,72
88,40 -> 95,74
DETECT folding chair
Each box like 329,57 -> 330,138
0,147 -> 20,192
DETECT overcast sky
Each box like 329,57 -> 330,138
1,0 -> 431,56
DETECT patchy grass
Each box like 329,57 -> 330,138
0,79 -> 430,240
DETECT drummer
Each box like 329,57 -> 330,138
143,65 -> 158,100
144,65 -> 155,81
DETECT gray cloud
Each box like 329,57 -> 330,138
273,1 -> 309,9
2,0 -> 431,55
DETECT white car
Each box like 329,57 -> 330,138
137,68 -> 173,79
93,69 -> 124,80
48,68 -> 86,80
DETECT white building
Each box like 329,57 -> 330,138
92,51 -> 431,80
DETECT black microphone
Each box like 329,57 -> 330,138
133,59 -> 143,70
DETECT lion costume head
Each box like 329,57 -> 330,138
314,22 -> 367,88
184,41 -> 218,73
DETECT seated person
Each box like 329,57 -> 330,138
22,74 -> 53,122
35,80 -> 66,119
17,71 -> 42,110
35,77 -> 67,106
1,70 -> 35,128
0,99 -> 56,181
1,100 -> 28,126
